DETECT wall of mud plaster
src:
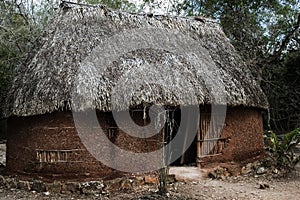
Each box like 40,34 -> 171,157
200,106 -> 264,164
5,106 -> 264,179
5,111 -> 161,180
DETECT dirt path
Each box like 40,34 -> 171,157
0,142 -> 299,199
0,168 -> 299,200
173,171 -> 300,200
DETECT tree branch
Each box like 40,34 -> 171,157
0,25 -> 23,53
267,13 -> 300,64
15,3 -> 29,25
0,25 -> 11,33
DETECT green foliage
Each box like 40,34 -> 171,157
262,51 -> 300,132
141,0 -> 300,132
265,128 -> 300,170
159,0 -> 299,65
0,0 -> 37,108
0,0 -> 138,112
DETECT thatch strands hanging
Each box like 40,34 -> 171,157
2,4 -> 268,118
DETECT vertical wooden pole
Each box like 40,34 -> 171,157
158,114 -> 167,194
196,107 -> 202,167
196,127 -> 201,167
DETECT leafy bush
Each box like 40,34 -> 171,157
265,128 -> 300,170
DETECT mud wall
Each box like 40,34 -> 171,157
6,106 -> 264,178
6,111 -> 161,180
201,106 -> 264,164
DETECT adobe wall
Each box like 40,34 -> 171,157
200,106 -> 264,164
6,106 -> 264,179
6,111 -> 161,181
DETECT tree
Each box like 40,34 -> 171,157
142,0 -> 300,132
0,0 -> 42,109
143,0 -> 299,73
262,51 -> 300,132
0,0 -> 138,116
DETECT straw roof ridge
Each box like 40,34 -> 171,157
1,4 -> 268,118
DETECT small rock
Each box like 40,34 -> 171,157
246,163 -> 253,169
228,166 -> 241,176
259,183 -> 270,189
223,171 -> 231,177
81,181 -> 104,194
120,179 -> 133,190
241,166 -> 252,175
5,178 -> 17,189
252,161 -> 261,167
135,177 -> 144,186
256,167 -> 267,175
104,178 -> 123,192
208,168 -> 224,179
272,168 -> 279,174
208,171 -> 218,179
31,180 -> 46,192
17,180 -> 31,191
144,176 -> 158,184
44,191 -> 50,196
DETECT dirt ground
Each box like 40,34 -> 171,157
0,143 -> 299,200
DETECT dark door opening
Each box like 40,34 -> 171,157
171,135 -> 197,166
163,107 -> 198,166
168,105 -> 227,167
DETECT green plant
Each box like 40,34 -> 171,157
265,128 -> 300,170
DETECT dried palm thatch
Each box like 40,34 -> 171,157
2,4 -> 268,118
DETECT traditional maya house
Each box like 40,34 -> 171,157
1,2 -> 268,180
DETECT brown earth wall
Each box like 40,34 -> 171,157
5,106 -> 264,179
6,111 -> 161,180
200,106 -> 264,164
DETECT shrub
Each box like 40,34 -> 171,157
264,128 -> 300,170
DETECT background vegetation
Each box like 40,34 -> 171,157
0,0 -> 299,134
142,0 -> 300,133
265,128 -> 300,170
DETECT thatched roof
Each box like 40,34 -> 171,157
2,4 -> 268,118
